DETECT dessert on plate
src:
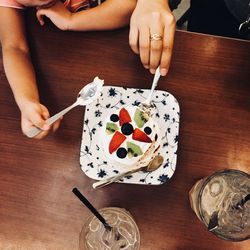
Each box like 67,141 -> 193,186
102,106 -> 161,170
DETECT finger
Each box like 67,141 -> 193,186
41,106 -> 50,120
34,130 -> 50,140
149,12 -> 163,74
36,10 -> 45,26
42,111 -> 50,120
129,25 -> 139,54
31,113 -> 50,131
51,118 -> 61,133
138,26 -> 150,69
160,14 -> 175,76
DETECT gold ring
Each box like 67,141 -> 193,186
150,34 -> 163,41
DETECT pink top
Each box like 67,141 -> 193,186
0,0 -> 23,9
0,0 -> 104,12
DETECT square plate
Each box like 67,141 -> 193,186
80,86 -> 180,185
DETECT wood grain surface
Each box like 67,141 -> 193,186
0,10 -> 249,250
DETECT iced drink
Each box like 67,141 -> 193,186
79,207 -> 140,250
189,169 -> 250,241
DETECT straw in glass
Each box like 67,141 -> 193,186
72,187 -> 112,230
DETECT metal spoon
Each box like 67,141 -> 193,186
26,77 -> 104,138
92,155 -> 164,189
145,155 -> 164,172
141,66 -> 161,107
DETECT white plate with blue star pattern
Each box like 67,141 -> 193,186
80,86 -> 180,185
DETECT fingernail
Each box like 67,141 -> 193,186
160,68 -> 168,76
150,68 -> 156,74
144,65 -> 149,69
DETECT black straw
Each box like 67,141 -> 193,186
207,211 -> 218,232
234,194 -> 250,209
72,188 -> 112,230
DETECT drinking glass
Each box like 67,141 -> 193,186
79,207 -> 140,249
189,169 -> 250,241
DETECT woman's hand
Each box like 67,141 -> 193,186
129,0 -> 176,76
20,101 -> 61,139
36,1 -> 72,31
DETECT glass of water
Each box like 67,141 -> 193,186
189,169 -> 250,241
79,207 -> 140,250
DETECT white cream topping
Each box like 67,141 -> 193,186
101,106 -> 161,170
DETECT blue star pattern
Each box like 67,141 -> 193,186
174,135 -> 179,143
158,174 -> 170,183
108,88 -> 117,97
132,100 -> 141,106
97,169 -> 107,178
164,114 -> 170,121
95,110 -> 102,117
133,89 -> 144,94
161,100 -> 167,105
87,162 -> 94,168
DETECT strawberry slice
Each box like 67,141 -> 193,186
109,131 -> 126,154
119,108 -> 131,126
132,128 -> 152,143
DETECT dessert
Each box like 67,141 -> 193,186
102,106 -> 161,169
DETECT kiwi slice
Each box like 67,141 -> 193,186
106,122 -> 119,134
134,108 -> 149,128
127,141 -> 143,158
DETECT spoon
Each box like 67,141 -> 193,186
92,155 -> 164,189
146,155 -> 164,172
141,66 -> 161,107
26,76 -> 104,138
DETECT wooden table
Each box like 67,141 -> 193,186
0,10 -> 249,250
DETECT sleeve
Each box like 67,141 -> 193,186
63,0 -> 90,12
0,0 -> 24,9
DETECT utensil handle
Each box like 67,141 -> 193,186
152,66 -> 161,89
144,66 -> 161,105
92,173 -> 126,189
26,102 -> 77,138
47,102 -> 77,125
93,167 -> 142,189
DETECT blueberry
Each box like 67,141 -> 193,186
144,126 -> 152,135
116,148 -> 127,158
110,114 -> 119,122
121,123 -> 134,135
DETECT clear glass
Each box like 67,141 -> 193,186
189,169 -> 250,241
79,207 -> 140,250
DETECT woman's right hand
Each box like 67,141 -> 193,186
20,101 -> 61,139
129,0 -> 176,76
